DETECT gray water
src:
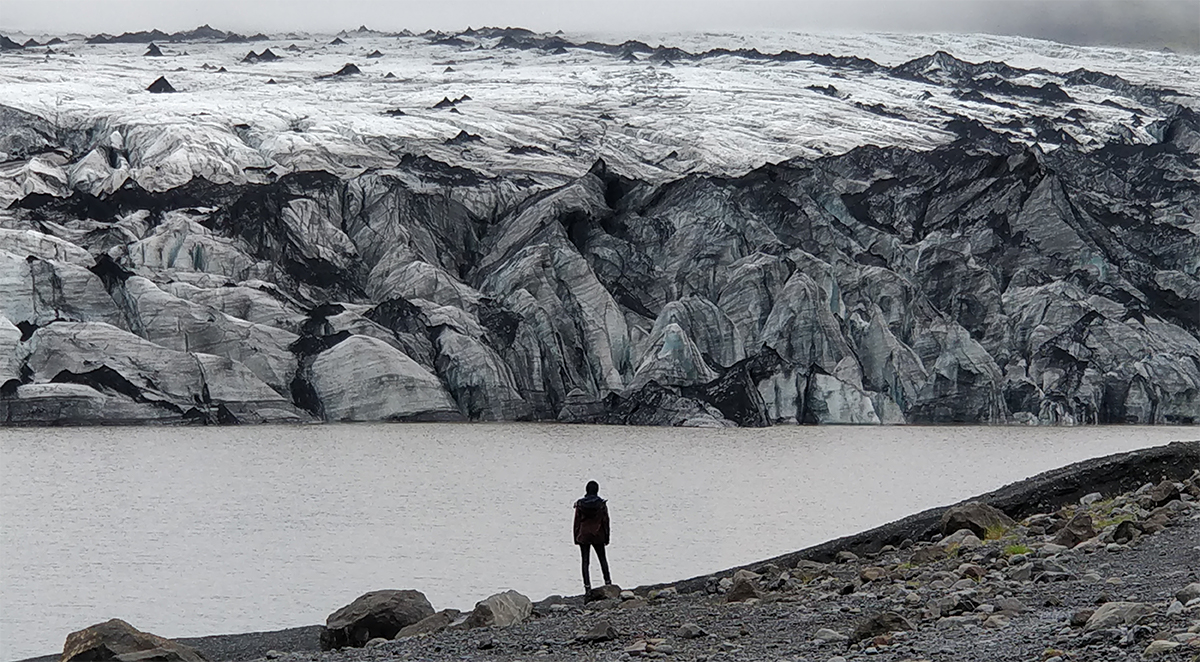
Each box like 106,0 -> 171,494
0,424 -> 1192,660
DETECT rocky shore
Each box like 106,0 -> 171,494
30,441 -> 1200,662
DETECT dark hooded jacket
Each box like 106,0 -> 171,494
573,494 -> 610,545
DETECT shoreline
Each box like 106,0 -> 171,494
16,440 -> 1199,662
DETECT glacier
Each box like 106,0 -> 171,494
0,27 -> 1196,425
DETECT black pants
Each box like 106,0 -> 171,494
579,543 -> 611,588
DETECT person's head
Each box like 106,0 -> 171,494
585,480 -> 599,495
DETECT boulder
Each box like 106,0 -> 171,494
452,590 -> 532,629
1083,602 -> 1154,632
1052,512 -> 1097,548
62,619 -> 207,662
321,590 -> 435,649
395,609 -> 461,638
939,501 -> 1015,539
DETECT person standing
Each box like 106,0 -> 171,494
573,480 -> 611,594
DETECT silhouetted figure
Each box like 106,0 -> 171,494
574,480 -> 611,594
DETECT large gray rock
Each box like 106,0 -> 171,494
940,501 -> 1016,539
1052,512 -> 1097,548
395,609 -> 461,638
321,590 -> 435,649
451,590 -> 533,629
62,619 -> 207,662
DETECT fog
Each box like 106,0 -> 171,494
1,0 -> 1196,50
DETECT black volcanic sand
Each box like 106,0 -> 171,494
19,441 -> 1200,662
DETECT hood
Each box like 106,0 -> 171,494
575,494 -> 606,511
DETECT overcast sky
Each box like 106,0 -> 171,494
2,0 -> 1197,50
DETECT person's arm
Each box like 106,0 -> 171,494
573,504 -> 582,542
601,503 -> 610,545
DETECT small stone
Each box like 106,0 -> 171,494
725,574 -> 763,603
1177,583 -> 1200,604
365,637 -> 388,647
957,563 -> 987,580
813,628 -> 849,643
837,551 -> 860,563
1166,600 -> 1185,616
827,657 -> 848,662
940,529 -> 983,549
620,590 -> 636,600
983,614 -> 1010,628
996,597 -> 1028,613
578,620 -> 618,643
675,623 -> 707,639
1147,479 -> 1181,507
1143,640 -> 1181,655
264,652 -> 282,659
860,566 -> 887,582
1085,602 -> 1154,631
1080,492 -> 1103,505
852,611 -> 914,643
624,639 -> 648,654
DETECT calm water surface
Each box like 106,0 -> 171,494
1,424 -> 1193,659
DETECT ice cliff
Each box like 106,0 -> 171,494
0,28 -> 1197,425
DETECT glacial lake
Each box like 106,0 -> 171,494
1,424 -> 1194,660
